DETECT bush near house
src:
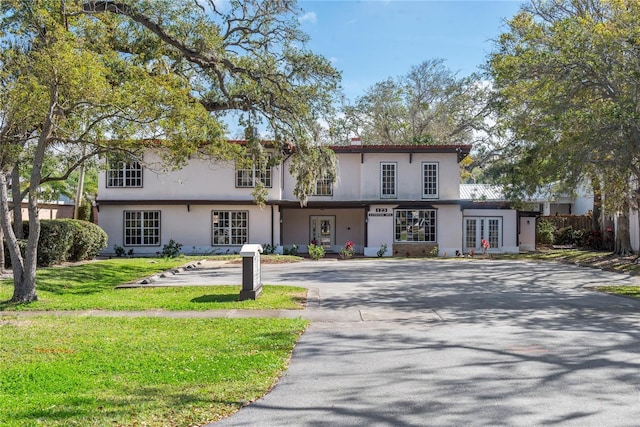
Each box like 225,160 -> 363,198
4,219 -> 107,267
536,216 -> 605,249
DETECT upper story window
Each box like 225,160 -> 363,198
422,162 -> 439,199
380,162 -> 397,198
236,159 -> 272,188
314,177 -> 333,196
107,158 -> 143,188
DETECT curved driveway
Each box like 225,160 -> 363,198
205,258 -> 640,426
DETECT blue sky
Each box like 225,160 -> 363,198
298,0 -> 525,101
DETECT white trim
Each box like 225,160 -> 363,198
422,162 -> 439,199
380,162 -> 397,199
463,216 -> 503,252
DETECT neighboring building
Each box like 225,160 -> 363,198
96,141 -> 522,256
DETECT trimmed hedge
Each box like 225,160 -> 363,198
4,219 -> 107,267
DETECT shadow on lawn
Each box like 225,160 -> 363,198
191,293 -> 239,303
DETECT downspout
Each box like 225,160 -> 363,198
280,209 -> 284,248
271,204 -> 274,247
364,205 -> 369,249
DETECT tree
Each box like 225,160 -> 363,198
331,59 -> 490,146
487,0 -> 640,255
0,0 -> 340,303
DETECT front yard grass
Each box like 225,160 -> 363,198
0,315 -> 308,427
498,249 -> 640,274
0,285 -> 306,311
0,256 -> 309,426
0,257 -> 306,311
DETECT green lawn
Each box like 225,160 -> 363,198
0,257 -> 309,425
595,286 -> 640,299
0,257 -> 306,311
0,315 -> 308,427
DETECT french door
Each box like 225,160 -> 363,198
310,216 -> 335,250
464,217 -> 502,253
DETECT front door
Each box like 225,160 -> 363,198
464,217 -> 502,253
310,216 -> 335,251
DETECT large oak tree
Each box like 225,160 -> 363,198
0,0 -> 340,303
487,0 -> 640,255
330,59 -> 491,146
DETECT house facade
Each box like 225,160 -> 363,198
96,142 -> 520,256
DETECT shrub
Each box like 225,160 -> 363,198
114,245 -> 125,257
4,219 -> 107,267
377,243 -> 388,257
553,226 -> 589,247
307,244 -> 325,260
429,245 -> 439,257
3,239 -> 27,268
76,201 -> 92,222
64,219 -> 108,261
37,220 -> 75,266
262,243 -> 276,255
536,219 -> 555,245
283,244 -> 298,256
161,239 -> 183,258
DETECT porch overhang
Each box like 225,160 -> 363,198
273,199 -> 464,209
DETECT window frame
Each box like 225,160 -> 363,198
235,159 -> 272,188
123,210 -> 160,246
464,216 -> 503,251
393,209 -> 437,243
211,210 -> 249,245
106,159 -> 143,188
422,162 -> 439,199
313,177 -> 333,196
380,162 -> 397,199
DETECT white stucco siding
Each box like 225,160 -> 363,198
98,204 -> 277,256
332,154 -> 362,200
99,152 -> 283,202
281,153 -> 361,201
366,205 -> 395,248
281,151 -> 461,202
360,153 -> 460,200
436,205 -> 463,256
519,216 -> 537,252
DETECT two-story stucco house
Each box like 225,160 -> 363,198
96,140 -> 520,256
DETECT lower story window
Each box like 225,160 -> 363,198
212,210 -> 248,245
394,209 -> 436,242
124,210 -> 160,246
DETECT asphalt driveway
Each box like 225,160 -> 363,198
198,258 -> 640,426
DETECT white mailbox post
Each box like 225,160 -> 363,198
239,244 -> 263,300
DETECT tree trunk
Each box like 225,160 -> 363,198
0,171 -> 34,302
614,202 -> 633,256
591,177 -> 602,232
11,164 -> 23,238
0,225 -> 5,274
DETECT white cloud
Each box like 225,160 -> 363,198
299,11 -> 318,24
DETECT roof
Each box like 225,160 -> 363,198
459,184 -> 505,201
329,144 -> 472,162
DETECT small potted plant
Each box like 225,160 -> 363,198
481,238 -> 490,255
339,240 -> 355,259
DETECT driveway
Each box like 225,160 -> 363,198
199,258 -> 640,426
